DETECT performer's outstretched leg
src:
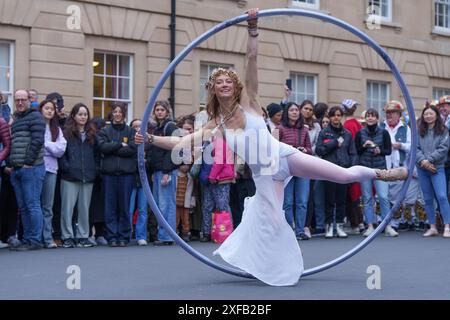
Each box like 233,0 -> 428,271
286,151 -> 376,184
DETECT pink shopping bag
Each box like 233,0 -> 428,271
211,211 -> 233,244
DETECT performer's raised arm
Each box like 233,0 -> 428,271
135,120 -> 215,151
244,8 -> 259,112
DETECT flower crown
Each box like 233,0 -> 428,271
205,67 -> 243,90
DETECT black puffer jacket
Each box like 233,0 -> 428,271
355,124 -> 392,169
59,134 -> 98,183
147,119 -> 178,174
316,124 -> 357,168
9,108 -> 45,167
97,123 -> 137,175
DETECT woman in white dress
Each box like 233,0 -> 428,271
135,8 -> 407,286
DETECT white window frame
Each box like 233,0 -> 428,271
368,0 -> 392,22
199,62 -> 234,106
291,0 -> 320,10
433,87 -> 450,100
93,51 -> 133,120
367,80 -> 390,116
290,72 -> 318,104
0,41 -> 14,102
435,0 -> 450,31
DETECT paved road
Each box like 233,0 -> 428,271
0,231 -> 449,300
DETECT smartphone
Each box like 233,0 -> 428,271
285,79 -> 292,91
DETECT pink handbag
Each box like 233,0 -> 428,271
211,211 -> 233,244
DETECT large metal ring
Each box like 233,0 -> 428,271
138,8 -> 417,280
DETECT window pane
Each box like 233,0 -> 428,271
0,43 -> 10,93
93,52 -> 104,75
118,78 -> 130,100
290,73 -> 317,104
0,67 -> 9,92
105,77 -> 117,99
297,76 -> 306,95
93,51 -> 132,120
93,100 -> 103,118
93,76 -> 104,98
368,0 -> 390,18
435,1 -> 450,28
293,0 -> 318,6
119,56 -> 130,77
306,76 -> 314,95
0,43 -> 9,67
105,54 -> 117,76
367,81 -> 389,114
103,100 -> 116,120
433,88 -> 450,100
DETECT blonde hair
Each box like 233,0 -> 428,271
151,100 -> 173,123
205,68 -> 243,121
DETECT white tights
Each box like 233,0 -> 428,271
286,151 -> 376,184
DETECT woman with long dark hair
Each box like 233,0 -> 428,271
60,103 -> 97,248
276,102 -> 312,240
416,105 -> 450,237
299,99 -> 322,238
39,100 -> 66,248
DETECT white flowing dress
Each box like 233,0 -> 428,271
213,108 -> 304,286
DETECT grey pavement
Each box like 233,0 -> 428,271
0,231 -> 449,300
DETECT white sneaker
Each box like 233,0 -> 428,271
0,241 -> 9,249
325,224 -> 334,238
363,225 -> 375,237
336,223 -> 348,238
303,227 -> 311,238
423,228 -> 439,237
137,239 -> 148,246
345,227 -> 360,235
385,225 -> 399,237
443,228 -> 450,238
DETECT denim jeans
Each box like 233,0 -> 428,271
416,166 -> 450,225
129,186 -> 148,241
103,174 -> 135,243
41,172 -> 57,245
153,170 -> 177,242
10,164 -> 46,246
446,166 -> 450,197
313,180 -> 325,229
283,177 -> 310,235
361,179 -> 390,224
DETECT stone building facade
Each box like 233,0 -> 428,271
1,0 -> 450,120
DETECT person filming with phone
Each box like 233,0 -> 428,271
355,108 -> 395,237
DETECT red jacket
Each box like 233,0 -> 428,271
344,118 -> 363,201
276,124 -> 312,155
208,137 -> 235,183
344,118 -> 363,139
0,117 -> 11,163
